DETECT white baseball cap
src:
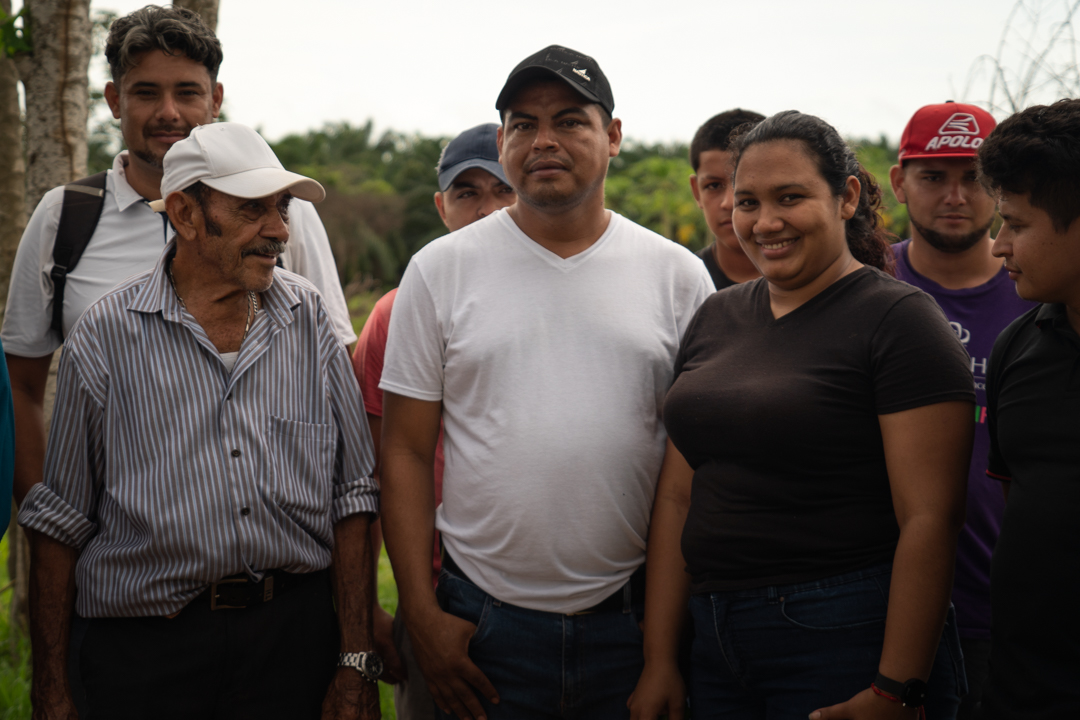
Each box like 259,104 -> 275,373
149,122 -> 325,212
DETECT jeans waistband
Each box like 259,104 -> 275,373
697,562 -> 893,600
441,550 -> 645,615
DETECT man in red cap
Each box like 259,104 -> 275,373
888,101 -> 1037,718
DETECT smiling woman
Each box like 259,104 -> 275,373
630,112 -> 978,720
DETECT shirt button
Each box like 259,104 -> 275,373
231,449 -> 242,457
240,507 -> 251,516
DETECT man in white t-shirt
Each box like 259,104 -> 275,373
379,45 -> 713,720
2,6 -> 354,508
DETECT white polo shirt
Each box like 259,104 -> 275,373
2,152 -> 355,357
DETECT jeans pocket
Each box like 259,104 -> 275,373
780,575 -> 889,630
438,573 -> 495,645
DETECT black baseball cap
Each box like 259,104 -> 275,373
495,45 -> 614,117
436,123 -> 508,192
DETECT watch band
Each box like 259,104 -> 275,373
338,651 -> 383,682
873,672 -> 905,698
874,672 -> 927,709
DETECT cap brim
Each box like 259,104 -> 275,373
495,66 -> 602,112
899,151 -> 981,164
438,158 -> 509,192
203,167 -> 326,204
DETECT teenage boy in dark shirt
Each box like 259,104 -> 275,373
977,97 -> 1080,720
688,109 -> 764,289
888,101 -> 1036,719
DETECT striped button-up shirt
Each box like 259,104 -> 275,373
18,242 -> 378,617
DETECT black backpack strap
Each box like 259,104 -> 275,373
51,170 -> 108,340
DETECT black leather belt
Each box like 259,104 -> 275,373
441,551 -> 645,615
204,568 -> 321,610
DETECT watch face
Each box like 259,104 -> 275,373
361,653 -> 383,680
902,679 -> 928,707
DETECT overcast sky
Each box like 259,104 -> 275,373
15,0 -> 1045,144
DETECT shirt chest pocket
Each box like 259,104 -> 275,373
266,416 -> 336,514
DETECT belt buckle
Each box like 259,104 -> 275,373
210,577 -> 249,610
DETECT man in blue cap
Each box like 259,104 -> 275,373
353,122 -> 515,720
433,123 -> 517,232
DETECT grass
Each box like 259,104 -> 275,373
348,286 -> 387,341
376,548 -> 399,719
0,536 -> 402,719
0,534 -> 33,720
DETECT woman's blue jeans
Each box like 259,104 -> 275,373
689,563 -> 966,719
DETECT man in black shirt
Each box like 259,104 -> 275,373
689,109 -> 764,289
978,98 -> 1080,720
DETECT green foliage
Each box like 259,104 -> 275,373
0,536 -> 32,720
86,10 -> 124,175
377,545 -> 398,719
272,122 -> 447,288
0,7 -> 30,59
606,145 -> 707,251
853,135 -> 909,241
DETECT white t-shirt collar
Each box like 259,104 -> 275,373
111,151 -> 155,212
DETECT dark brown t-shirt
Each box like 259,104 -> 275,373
696,243 -> 736,291
665,267 -> 974,593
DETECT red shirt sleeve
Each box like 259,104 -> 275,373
353,288 -> 445,581
352,289 -> 397,418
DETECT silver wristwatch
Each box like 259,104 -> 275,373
338,651 -> 383,682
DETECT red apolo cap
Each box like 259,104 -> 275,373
898,101 -> 997,163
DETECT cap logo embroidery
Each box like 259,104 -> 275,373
921,112 -> 986,152
572,67 -> 591,81
938,113 -> 980,135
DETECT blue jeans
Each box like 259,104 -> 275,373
689,563 -> 966,720
434,563 -> 644,719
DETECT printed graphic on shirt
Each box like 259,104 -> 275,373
951,320 -> 988,395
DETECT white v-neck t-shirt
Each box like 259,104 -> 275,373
381,209 -> 714,613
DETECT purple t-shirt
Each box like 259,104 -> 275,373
892,239 -> 1036,640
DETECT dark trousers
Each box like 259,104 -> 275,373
79,570 -> 339,720
958,638 -> 990,720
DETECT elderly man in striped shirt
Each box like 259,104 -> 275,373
18,123 -> 382,720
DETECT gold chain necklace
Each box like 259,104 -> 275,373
167,259 -> 258,343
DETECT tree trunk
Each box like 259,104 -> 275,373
1,0 -> 28,647
0,0 -> 26,310
5,0 -> 92,640
13,0 -> 93,212
174,0 -> 219,33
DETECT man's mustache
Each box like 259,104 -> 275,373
242,241 -> 287,257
